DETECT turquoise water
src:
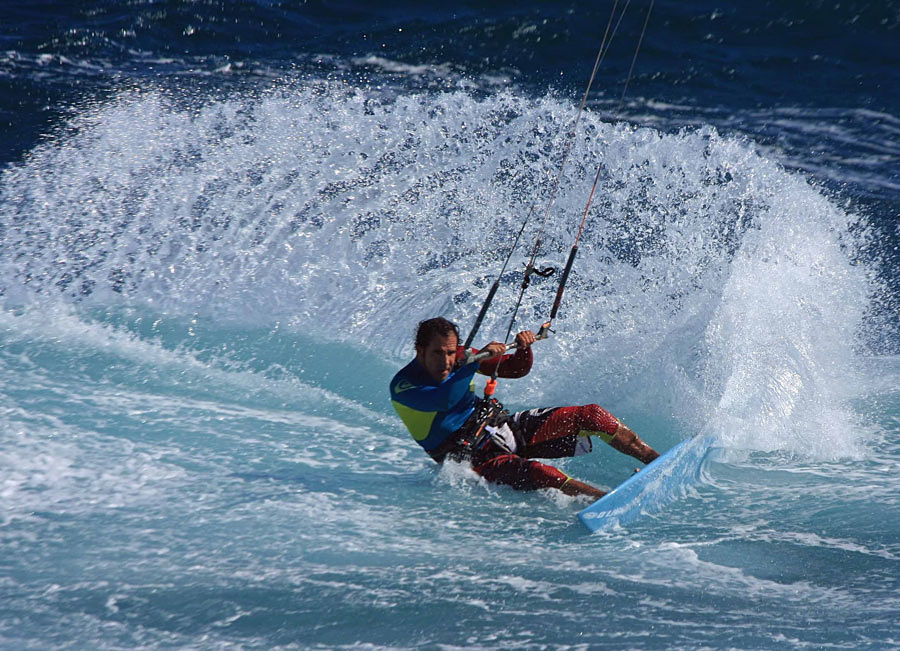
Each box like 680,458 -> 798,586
2,2 -> 899,648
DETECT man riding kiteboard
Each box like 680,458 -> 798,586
390,317 -> 659,498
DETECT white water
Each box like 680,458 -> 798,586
1,84 -> 874,448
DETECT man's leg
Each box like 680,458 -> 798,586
559,477 -> 606,499
473,453 -> 564,490
608,423 -> 659,465
510,404 -> 659,465
473,453 -> 604,497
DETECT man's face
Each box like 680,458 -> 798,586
415,332 -> 459,382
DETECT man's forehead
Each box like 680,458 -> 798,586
425,334 -> 458,349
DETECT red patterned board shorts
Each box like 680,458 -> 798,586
472,404 -> 619,491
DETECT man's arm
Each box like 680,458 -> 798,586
475,330 -> 536,379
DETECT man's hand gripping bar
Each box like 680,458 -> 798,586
460,322 -> 553,366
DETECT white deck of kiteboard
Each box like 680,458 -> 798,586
577,436 -> 713,532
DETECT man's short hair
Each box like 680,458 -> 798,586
415,317 -> 459,349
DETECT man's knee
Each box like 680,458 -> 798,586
579,404 -> 620,441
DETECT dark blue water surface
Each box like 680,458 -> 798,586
2,2 -> 897,154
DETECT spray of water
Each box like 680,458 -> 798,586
0,81 -> 875,458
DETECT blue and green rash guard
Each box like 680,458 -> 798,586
390,347 -> 533,456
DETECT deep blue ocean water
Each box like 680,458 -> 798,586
1,1 -> 898,648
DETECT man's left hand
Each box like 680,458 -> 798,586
514,330 -> 536,350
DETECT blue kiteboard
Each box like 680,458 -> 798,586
577,435 -> 714,532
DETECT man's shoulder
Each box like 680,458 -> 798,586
390,360 -> 425,394
392,377 -> 419,395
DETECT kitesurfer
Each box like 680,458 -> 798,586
390,317 -> 660,498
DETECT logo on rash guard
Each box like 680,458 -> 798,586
394,380 -> 417,393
